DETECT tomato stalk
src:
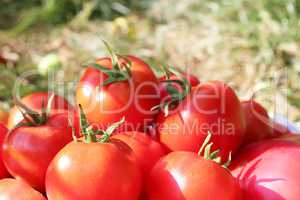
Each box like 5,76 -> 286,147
83,41 -> 132,86
78,104 -> 125,143
13,93 -> 54,127
198,132 -> 232,169
153,66 -> 191,116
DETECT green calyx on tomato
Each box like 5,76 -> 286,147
153,66 -> 191,116
198,132 -> 232,169
83,41 -> 132,86
78,104 -> 125,143
14,93 -> 55,127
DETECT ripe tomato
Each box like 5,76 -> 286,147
147,151 -> 241,200
230,140 -> 300,200
158,70 -> 200,102
3,112 -> 75,192
76,55 -> 159,132
241,100 -> 272,145
112,132 -> 165,175
7,92 -> 74,129
0,178 -> 46,200
46,139 -> 142,200
0,123 -> 9,178
157,81 -> 246,160
46,106 -> 142,200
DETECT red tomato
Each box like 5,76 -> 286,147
7,92 -> 74,129
230,140 -> 300,200
46,139 -> 142,200
76,55 -> 159,132
0,123 -> 9,178
3,112 -> 75,192
241,100 -> 272,145
147,151 -> 241,200
0,178 -> 46,200
157,81 -> 246,160
112,131 -> 165,175
158,71 -> 200,102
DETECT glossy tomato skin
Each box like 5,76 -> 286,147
3,113 -> 74,192
230,140 -> 300,200
241,100 -> 272,145
157,81 -> 246,160
0,123 -> 9,178
76,56 -> 159,132
0,178 -> 46,200
112,131 -> 165,175
147,151 -> 241,200
7,92 -> 75,129
158,72 -> 200,102
46,139 -> 142,200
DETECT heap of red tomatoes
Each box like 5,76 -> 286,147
0,44 -> 299,200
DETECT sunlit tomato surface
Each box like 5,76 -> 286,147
3,113 -> 75,192
147,151 -> 241,200
157,81 -> 246,160
230,140 -> 300,200
46,139 -> 142,200
158,72 -> 200,102
7,92 -> 74,129
0,123 -> 9,178
0,178 -> 46,200
76,56 -> 159,132
241,100 -> 272,145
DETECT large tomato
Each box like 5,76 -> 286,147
0,178 -> 46,200
230,140 -> 300,200
3,112 -> 75,192
241,100 -> 272,145
157,80 -> 246,160
7,92 -> 74,129
147,151 -> 241,200
46,106 -> 142,200
76,55 -> 159,132
0,123 -> 9,178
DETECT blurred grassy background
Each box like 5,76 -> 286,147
0,0 -> 299,123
